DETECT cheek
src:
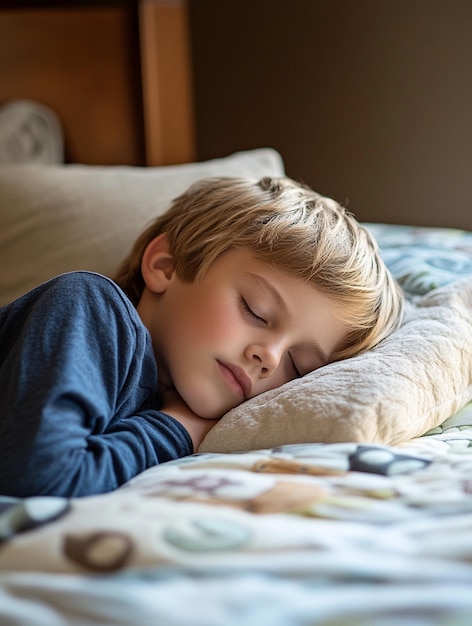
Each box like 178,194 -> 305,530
196,300 -> 240,343
172,287 -> 240,345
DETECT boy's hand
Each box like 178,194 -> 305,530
161,389 -> 220,451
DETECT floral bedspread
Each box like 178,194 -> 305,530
1,224 -> 472,625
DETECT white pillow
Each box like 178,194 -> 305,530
199,277 -> 472,451
0,148 -> 284,306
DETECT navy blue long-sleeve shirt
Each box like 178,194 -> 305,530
0,272 -> 192,497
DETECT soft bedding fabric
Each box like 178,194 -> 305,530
0,148 -> 284,306
1,424 -> 472,624
1,574 -> 471,626
366,222 -> 472,296
2,427 -> 472,575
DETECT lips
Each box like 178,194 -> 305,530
217,361 -> 251,400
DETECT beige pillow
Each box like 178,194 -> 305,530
199,277 -> 472,452
0,148 -> 284,306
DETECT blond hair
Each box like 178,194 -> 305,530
115,176 -> 403,360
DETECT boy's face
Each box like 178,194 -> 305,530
139,245 -> 349,420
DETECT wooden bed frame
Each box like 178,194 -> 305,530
0,0 -> 194,166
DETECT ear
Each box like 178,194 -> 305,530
141,233 -> 175,293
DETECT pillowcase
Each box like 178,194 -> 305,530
199,277 -> 472,452
0,148 -> 284,306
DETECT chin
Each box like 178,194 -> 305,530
197,407 -> 228,420
191,400 -> 237,420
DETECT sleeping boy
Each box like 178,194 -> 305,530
0,176 -> 404,497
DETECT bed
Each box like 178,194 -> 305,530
2,2 -> 472,624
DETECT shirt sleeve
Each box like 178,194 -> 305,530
0,273 -> 193,498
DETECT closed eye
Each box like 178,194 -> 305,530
240,297 -> 266,325
289,353 -> 301,377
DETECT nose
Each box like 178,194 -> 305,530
245,341 -> 284,378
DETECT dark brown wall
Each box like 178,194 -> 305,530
189,0 -> 472,229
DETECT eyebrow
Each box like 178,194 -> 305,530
245,272 -> 290,317
245,272 -> 330,366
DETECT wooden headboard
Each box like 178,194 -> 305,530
0,0 -> 194,166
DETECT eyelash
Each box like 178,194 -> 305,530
289,354 -> 301,378
240,297 -> 266,324
241,297 -> 301,377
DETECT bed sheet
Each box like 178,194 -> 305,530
1,224 -> 472,625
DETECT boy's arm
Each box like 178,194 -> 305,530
0,274 -> 193,498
